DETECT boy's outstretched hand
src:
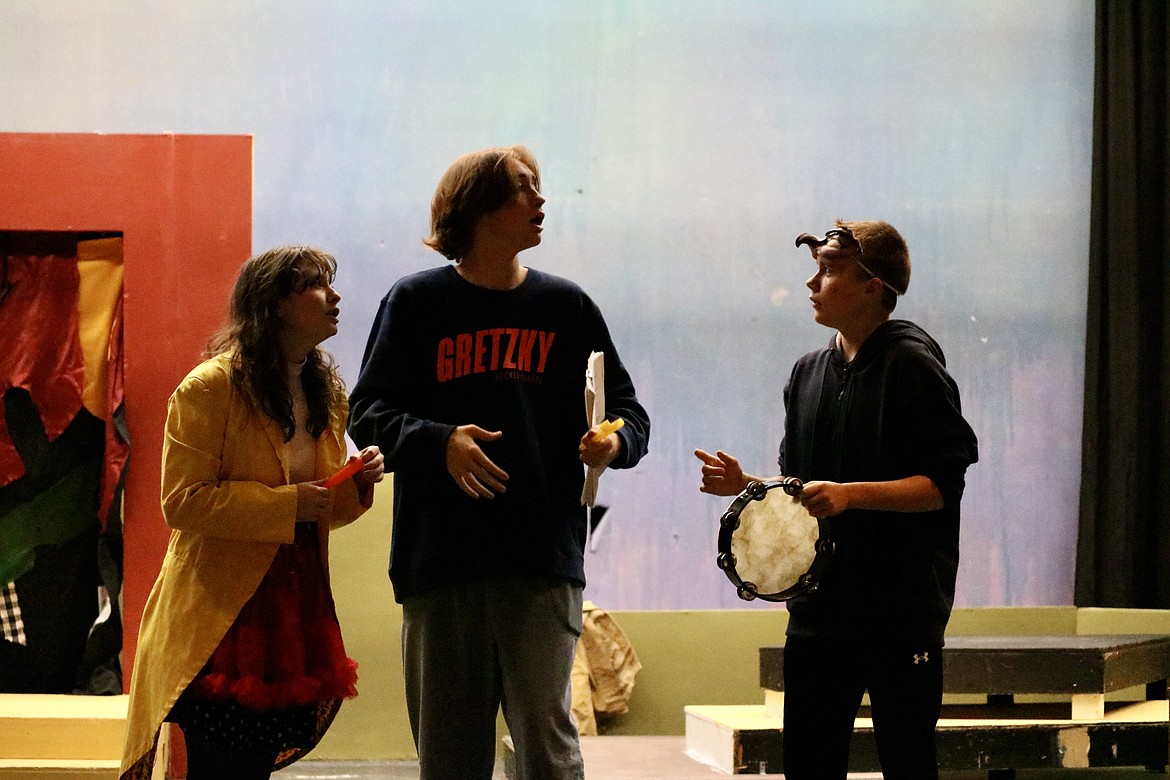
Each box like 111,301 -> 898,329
694,448 -> 752,496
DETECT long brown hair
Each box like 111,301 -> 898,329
206,246 -> 346,441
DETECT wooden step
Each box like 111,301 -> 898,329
0,759 -> 119,779
0,694 -> 127,761
685,701 -> 1170,774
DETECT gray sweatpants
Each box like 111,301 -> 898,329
401,576 -> 585,780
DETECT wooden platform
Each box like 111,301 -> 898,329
686,701 -> 1170,774
761,634 -> 1170,719
686,634 -> 1170,775
0,694 -> 125,778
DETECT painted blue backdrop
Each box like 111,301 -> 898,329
1,0 -> 1094,609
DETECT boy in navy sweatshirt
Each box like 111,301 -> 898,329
349,145 -> 649,780
696,220 -> 977,779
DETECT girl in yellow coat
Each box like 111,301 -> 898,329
120,246 -> 384,779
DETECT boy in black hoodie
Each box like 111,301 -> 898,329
695,220 -> 978,780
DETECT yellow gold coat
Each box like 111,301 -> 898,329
120,353 -> 372,779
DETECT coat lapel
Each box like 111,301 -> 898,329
260,417 -> 292,485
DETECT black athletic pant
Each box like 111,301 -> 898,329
782,635 -> 944,780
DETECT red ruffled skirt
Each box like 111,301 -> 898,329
189,523 -> 358,711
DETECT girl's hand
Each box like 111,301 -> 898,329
296,481 -> 332,523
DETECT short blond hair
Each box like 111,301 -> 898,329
423,145 -> 541,261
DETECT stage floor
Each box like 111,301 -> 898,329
0,736 -> 1153,778
275,737 -> 1164,780
274,738 -> 790,779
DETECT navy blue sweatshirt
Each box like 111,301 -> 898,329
348,266 -> 650,602
780,320 -> 978,645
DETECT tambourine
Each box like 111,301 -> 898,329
716,477 -> 833,602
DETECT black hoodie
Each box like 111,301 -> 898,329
780,319 -> 978,645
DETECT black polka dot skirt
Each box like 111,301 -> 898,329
168,691 -> 329,752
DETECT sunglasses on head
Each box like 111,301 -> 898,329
795,227 -> 902,296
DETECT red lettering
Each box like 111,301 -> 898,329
474,330 -> 489,373
487,328 -> 505,370
518,329 -> 537,372
437,337 -> 454,382
536,331 -> 555,373
455,333 -> 473,378
503,328 -> 520,369
439,328 -> 556,380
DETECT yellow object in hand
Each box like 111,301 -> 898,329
593,418 -> 625,439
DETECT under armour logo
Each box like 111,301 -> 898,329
913,652 -> 930,664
